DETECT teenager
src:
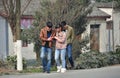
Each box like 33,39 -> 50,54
54,24 -> 67,73
40,21 -> 55,73
61,21 -> 75,69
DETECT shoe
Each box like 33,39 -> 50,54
61,68 -> 66,73
42,70 -> 46,73
70,66 -> 76,70
57,66 -> 61,73
46,71 -> 50,73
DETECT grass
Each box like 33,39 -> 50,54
19,66 -> 57,73
0,66 -> 57,76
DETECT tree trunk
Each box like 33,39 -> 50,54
36,51 -> 40,61
7,0 -> 21,41
16,0 -> 21,40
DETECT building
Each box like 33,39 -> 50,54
81,2 -> 120,53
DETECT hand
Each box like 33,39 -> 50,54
54,36 -> 58,40
47,37 -> 52,41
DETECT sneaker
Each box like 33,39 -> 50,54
42,69 -> 46,73
61,68 -> 66,73
57,66 -> 61,73
46,71 -> 50,73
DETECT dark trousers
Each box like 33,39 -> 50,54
66,44 -> 74,68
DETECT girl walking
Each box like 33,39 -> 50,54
54,24 -> 67,73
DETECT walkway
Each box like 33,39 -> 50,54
1,66 -> 120,78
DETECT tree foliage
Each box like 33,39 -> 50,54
114,0 -> 120,9
96,0 -> 120,9
22,0 -> 93,61
96,0 -> 113,2
20,0 -> 120,64
36,0 -> 91,35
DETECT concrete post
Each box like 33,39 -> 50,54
17,40 -> 23,71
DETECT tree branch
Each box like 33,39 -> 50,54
21,0 -> 32,15
2,0 -> 9,14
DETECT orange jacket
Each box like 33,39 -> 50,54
40,26 -> 56,48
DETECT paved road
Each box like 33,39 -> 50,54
1,66 -> 120,78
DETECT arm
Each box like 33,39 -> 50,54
71,28 -> 75,42
50,29 -> 56,37
54,32 -> 66,43
40,29 -> 53,41
40,29 -> 48,41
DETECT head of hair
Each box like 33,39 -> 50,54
46,21 -> 53,28
61,21 -> 66,26
55,23 -> 64,31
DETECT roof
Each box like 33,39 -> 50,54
87,6 -> 111,18
95,2 -> 113,8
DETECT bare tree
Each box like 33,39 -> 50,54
37,0 -> 91,35
30,0 -> 92,61
2,0 -> 32,42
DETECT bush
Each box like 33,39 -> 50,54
0,60 -> 7,68
75,51 -> 120,69
106,51 -> 120,65
6,56 -> 27,70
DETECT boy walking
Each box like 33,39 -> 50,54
40,21 -> 55,73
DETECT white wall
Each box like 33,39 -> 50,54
99,8 -> 120,51
113,12 -> 120,49
99,20 -> 110,52
21,43 -> 36,60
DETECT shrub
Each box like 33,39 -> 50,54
0,60 -> 7,68
75,51 -> 120,69
106,51 -> 120,65
6,56 -> 27,70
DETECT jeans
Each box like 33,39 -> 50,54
66,44 -> 74,67
55,48 -> 66,68
40,46 -> 52,72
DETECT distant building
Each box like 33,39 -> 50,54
81,2 -> 120,53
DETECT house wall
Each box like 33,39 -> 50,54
113,11 -> 120,49
99,20 -> 111,52
98,8 -> 120,51
0,16 -> 8,59
96,3 -> 120,51
22,43 -> 36,60
87,18 -> 109,52
106,29 -> 113,52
